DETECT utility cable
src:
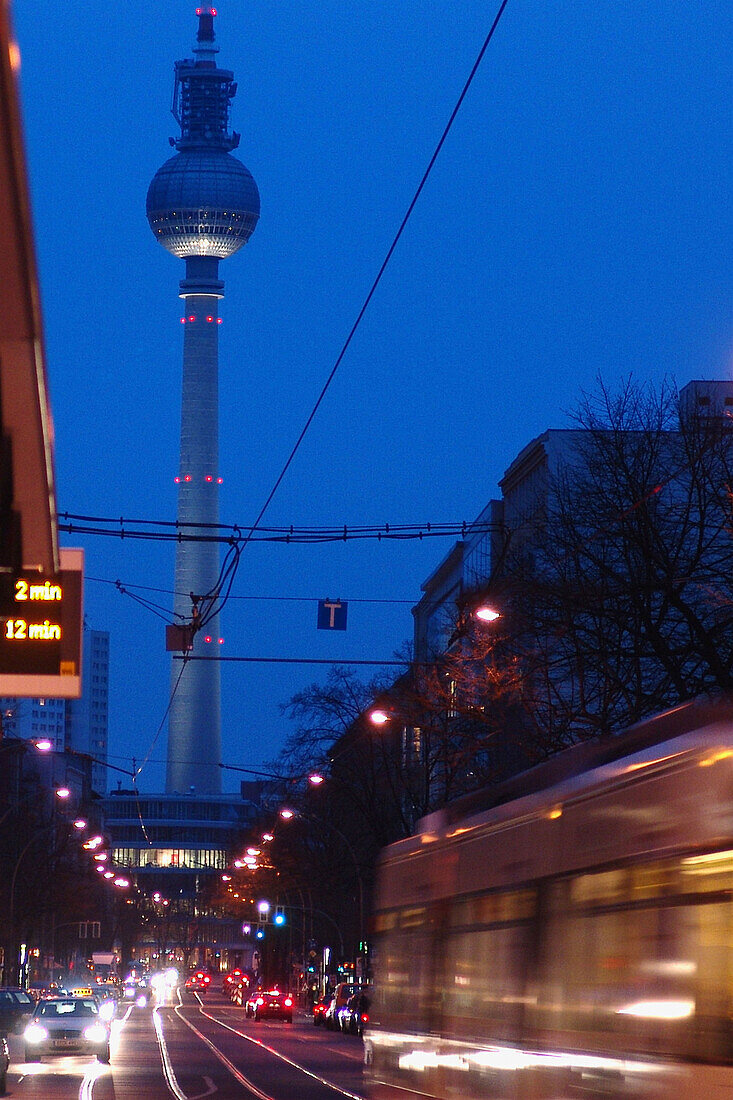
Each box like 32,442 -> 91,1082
86,576 -> 413,605
239,0 -> 512,543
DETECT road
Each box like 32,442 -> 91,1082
4,991 -> 368,1100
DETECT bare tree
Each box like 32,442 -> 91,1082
505,377 -> 733,747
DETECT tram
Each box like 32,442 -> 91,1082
365,698 -> 733,1099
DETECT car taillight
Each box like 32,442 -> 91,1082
256,998 -> 264,1006
361,1013 -> 369,1023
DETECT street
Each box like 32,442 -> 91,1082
4,991 -> 368,1100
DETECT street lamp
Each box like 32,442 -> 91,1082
473,604 -> 501,623
368,708 -> 391,727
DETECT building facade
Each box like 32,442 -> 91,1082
0,623 -> 109,796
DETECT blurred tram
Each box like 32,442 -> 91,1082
365,698 -> 733,1100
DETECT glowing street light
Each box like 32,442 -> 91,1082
473,604 -> 501,623
308,773 -> 325,785
261,833 -> 274,842
73,819 -> 87,830
368,708 -> 391,726
278,809 -> 294,821
55,787 -> 71,800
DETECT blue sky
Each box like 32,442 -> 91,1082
11,1 -> 731,791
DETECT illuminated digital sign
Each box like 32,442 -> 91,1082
0,547 -> 83,697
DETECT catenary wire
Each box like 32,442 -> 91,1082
238,0 -> 512,544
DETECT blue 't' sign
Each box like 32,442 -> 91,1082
317,599 -> 348,630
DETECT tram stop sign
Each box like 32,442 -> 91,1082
317,599 -> 347,630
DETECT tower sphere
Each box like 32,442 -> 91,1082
146,150 -> 260,259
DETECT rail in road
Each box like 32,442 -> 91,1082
3,990 -> 369,1100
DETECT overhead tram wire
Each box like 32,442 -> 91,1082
58,514 -> 500,545
237,0 -> 512,548
87,576 -> 414,605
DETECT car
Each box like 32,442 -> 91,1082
0,989 -> 35,1034
244,989 -> 293,1023
312,996 -> 330,1026
184,971 -> 212,993
0,1033 -> 8,1095
340,991 -> 370,1036
23,996 -> 111,1063
324,983 -> 361,1030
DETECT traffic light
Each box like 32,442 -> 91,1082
256,923 -> 265,940
273,906 -> 286,926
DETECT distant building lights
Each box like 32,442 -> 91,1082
204,636 -> 212,644
217,477 -> 223,484
205,475 -> 213,482
217,318 -> 223,324
188,315 -> 196,323
184,475 -> 192,482
206,316 -> 214,323
174,477 -> 181,483
180,318 -> 186,324
218,638 -> 224,645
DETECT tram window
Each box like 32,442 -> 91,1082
373,911 -> 398,933
680,849 -> 733,893
536,874 -> 733,1063
440,924 -> 531,1041
371,929 -> 436,1030
449,889 -> 536,927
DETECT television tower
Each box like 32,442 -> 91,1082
146,5 -> 260,794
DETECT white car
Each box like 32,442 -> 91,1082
24,996 -> 111,1063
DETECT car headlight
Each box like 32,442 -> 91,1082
99,1001 -> 115,1020
83,1024 -> 108,1043
24,1023 -> 48,1043
136,994 -> 148,1008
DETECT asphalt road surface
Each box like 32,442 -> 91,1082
3,990 -> 369,1100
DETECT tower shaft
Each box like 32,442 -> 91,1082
148,4 -> 259,797
167,260 -> 223,795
